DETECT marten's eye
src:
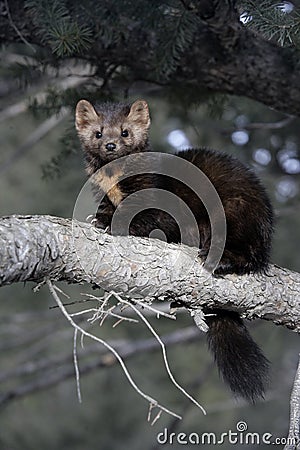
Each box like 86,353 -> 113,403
95,131 -> 102,139
121,129 -> 129,138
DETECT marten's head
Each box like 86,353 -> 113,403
75,99 -> 150,167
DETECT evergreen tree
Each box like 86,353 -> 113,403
1,3 -> 300,448
0,0 -> 300,115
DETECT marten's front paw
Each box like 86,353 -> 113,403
198,247 -> 209,259
91,216 -> 111,233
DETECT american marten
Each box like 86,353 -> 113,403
75,98 -> 273,402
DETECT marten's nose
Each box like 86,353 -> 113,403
106,142 -> 116,151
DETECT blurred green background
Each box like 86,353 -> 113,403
0,89 -> 300,449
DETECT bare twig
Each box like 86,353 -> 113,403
0,328 -> 200,403
53,284 -> 70,299
70,307 -> 138,324
117,294 -> 206,415
82,292 -> 176,320
46,279 -> 182,421
4,0 -> 36,52
73,329 -> 82,403
151,367 -> 213,450
132,298 -> 176,320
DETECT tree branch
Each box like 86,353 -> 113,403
1,214 -> 300,331
1,1 -> 300,116
0,107 -> 69,174
0,327 -> 200,407
285,355 -> 300,449
176,2 -> 300,116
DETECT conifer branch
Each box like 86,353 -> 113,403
1,1 -> 300,115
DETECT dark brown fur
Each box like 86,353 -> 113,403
75,99 -> 273,401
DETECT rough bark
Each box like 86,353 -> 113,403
0,1 -> 299,116
1,214 -> 300,332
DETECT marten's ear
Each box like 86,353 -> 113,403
127,100 -> 150,129
75,100 -> 99,131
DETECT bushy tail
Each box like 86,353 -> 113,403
206,310 -> 269,402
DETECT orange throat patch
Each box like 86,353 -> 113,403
92,168 -> 124,206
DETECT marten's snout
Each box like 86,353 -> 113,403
106,142 -> 116,151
